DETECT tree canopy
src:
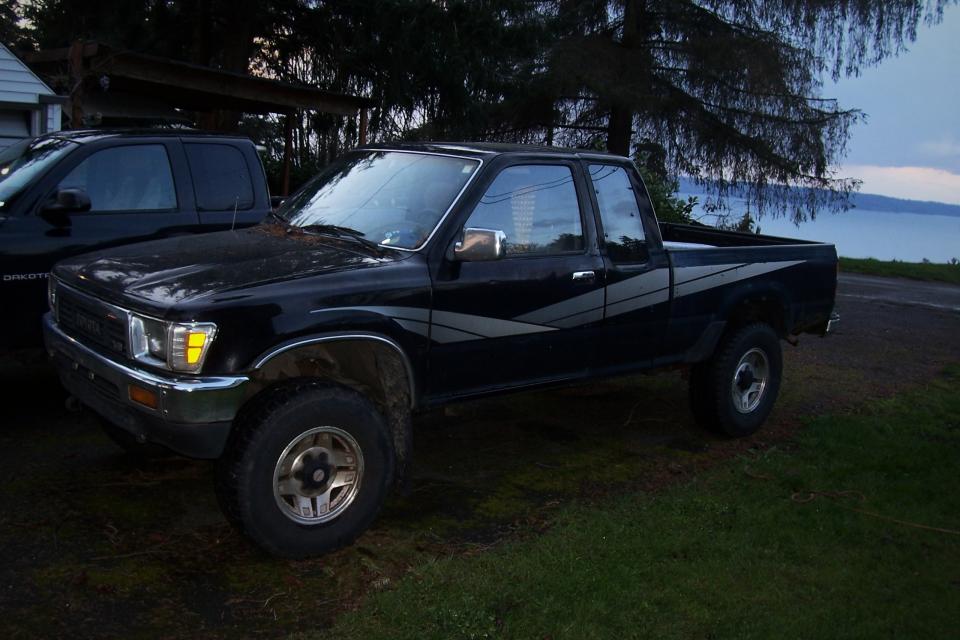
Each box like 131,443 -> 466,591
6,0 -> 954,218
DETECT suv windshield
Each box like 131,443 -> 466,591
0,137 -> 78,211
277,150 -> 479,249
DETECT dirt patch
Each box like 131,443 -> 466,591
1,292 -> 958,638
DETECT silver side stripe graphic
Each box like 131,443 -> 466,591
393,318 -> 431,339
604,269 -> 672,319
310,305 -> 431,322
308,260 -> 804,343
514,288 -> 604,326
606,269 -> 671,305
674,261 -> 804,299
311,305 -> 553,343
433,309 -> 556,338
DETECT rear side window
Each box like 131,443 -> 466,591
464,164 -> 584,256
59,144 -> 177,212
184,143 -> 254,211
589,164 -> 647,263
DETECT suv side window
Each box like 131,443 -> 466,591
184,143 -> 254,211
58,145 -> 177,212
464,164 -> 584,256
589,164 -> 647,263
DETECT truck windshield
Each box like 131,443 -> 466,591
276,150 -> 479,249
0,137 -> 77,211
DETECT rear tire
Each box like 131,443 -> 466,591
688,322 -> 782,438
215,383 -> 394,558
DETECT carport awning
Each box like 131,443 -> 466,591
79,91 -> 192,125
24,42 -> 374,117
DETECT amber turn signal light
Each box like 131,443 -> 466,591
129,384 -> 159,410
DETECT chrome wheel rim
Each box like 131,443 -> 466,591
273,426 -> 364,524
731,347 -> 769,414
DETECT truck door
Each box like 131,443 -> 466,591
587,163 -> 671,372
427,160 -> 606,398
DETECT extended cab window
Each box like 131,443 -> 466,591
589,164 -> 647,263
465,164 -> 584,256
185,143 -> 254,211
59,144 -> 177,212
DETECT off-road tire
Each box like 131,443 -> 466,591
688,322 -> 782,438
214,382 -> 394,558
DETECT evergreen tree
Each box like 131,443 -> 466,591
507,0 -> 954,220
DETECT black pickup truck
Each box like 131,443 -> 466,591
43,143 -> 838,557
0,129 -> 271,348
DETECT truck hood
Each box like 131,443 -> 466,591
54,225 -> 398,309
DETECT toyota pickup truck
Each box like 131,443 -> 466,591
0,129 -> 271,348
43,143 -> 838,557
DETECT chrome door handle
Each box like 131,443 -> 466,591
572,270 -> 596,282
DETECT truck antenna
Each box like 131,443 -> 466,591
230,196 -> 239,231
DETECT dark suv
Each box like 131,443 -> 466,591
0,129 -> 271,348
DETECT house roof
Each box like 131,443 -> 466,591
0,43 -> 57,106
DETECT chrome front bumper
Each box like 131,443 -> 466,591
44,313 -> 249,458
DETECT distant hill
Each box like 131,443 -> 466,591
676,177 -> 960,218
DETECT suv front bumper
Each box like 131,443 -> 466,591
43,313 -> 248,458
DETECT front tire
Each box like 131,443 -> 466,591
215,383 -> 395,558
688,322 -> 782,438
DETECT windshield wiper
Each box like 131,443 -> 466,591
297,224 -> 384,254
267,209 -> 289,227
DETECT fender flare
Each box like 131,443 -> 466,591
249,331 -> 417,406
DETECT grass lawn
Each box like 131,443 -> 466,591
327,367 -> 960,640
840,257 -> 960,285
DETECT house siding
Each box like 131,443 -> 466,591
0,43 -> 61,150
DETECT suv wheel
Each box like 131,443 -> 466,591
688,322 -> 782,438
215,383 -> 394,557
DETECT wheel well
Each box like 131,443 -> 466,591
726,297 -> 787,337
241,339 -> 413,490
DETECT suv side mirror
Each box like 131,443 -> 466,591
453,227 -> 507,262
45,188 -> 92,214
40,188 -> 91,227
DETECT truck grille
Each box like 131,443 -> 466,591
57,288 -> 128,357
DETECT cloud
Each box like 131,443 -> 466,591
839,165 -> 960,204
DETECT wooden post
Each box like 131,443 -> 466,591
358,108 -> 368,145
67,40 -> 85,128
282,112 -> 293,196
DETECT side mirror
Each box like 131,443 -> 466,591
41,189 -> 91,227
270,195 -> 285,210
453,227 -> 507,262
44,188 -> 92,214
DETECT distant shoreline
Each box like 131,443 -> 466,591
677,178 -> 960,218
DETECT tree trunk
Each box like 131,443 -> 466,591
606,0 -> 638,156
607,106 -> 632,155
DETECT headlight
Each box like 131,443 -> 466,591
129,314 -> 217,373
168,323 -> 217,372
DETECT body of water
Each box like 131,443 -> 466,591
678,194 -> 960,263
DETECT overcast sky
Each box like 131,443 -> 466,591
830,5 -> 960,204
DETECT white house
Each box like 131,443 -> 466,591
0,43 -> 63,152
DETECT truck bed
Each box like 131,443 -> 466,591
657,222 -> 838,348
660,222 -> 826,248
